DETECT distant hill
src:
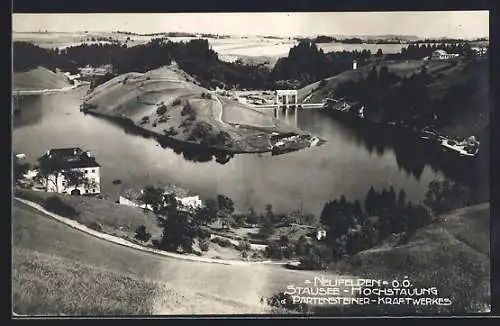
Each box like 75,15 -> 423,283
339,202 -> 490,313
13,66 -> 72,92
301,58 -> 489,139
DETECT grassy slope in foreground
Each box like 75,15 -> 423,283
83,65 -> 308,153
13,66 -> 72,92
12,200 -> 345,315
337,203 -> 490,313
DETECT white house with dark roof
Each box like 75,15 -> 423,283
39,147 -> 101,195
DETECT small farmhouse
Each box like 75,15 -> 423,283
431,49 -> 460,60
38,148 -> 101,195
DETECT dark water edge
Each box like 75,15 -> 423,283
321,110 -> 490,202
84,110 -> 238,164
11,89 -> 469,216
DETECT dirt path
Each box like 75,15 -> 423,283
14,197 -> 285,267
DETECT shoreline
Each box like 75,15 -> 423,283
83,108 -> 317,155
13,80 -> 90,96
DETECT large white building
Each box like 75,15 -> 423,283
431,49 -> 460,60
275,89 -> 298,108
39,148 -> 101,195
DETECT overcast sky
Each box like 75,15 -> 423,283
12,11 -> 489,39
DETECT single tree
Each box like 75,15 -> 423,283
61,169 -> 95,193
135,225 -> 152,242
216,194 -> 234,228
365,186 -> 376,215
397,189 -> 407,208
160,210 -> 197,253
195,198 -> 218,225
37,154 -> 66,192
14,160 -> 30,183
139,186 -> 164,214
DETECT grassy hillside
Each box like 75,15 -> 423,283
15,189 -> 162,247
83,65 -> 308,153
12,200 -> 346,315
301,58 -> 489,139
335,202 -> 490,313
13,66 -> 72,92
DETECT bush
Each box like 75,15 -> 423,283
86,221 -> 103,232
43,196 -> 79,219
181,103 -> 195,116
156,104 -> 167,115
164,127 -> 178,136
135,225 -> 152,242
298,243 -> 332,270
211,237 -> 233,248
197,228 -> 211,240
237,239 -> 251,251
199,240 -> 210,252
172,98 -> 181,106
158,116 -> 168,123
267,292 -> 310,313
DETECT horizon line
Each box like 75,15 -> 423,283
11,30 -> 489,40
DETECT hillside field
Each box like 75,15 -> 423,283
12,200 -> 350,315
334,202 -> 490,314
13,66 -> 72,92
300,58 -> 489,139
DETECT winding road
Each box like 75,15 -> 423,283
13,197 -> 351,314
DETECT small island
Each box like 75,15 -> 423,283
81,65 -> 323,154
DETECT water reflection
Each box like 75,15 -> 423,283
331,116 -> 488,199
85,111 -> 236,165
12,95 -> 44,128
13,89 -> 473,215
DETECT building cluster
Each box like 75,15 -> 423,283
430,49 -> 460,60
119,186 -> 203,213
78,64 -> 113,80
471,47 -> 488,56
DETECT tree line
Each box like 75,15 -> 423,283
271,40 -> 371,89
331,52 -> 488,131
399,42 -> 476,60
296,179 -> 474,270
14,39 -> 372,91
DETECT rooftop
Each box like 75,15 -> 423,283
433,49 -> 448,55
40,147 -> 100,169
124,184 -> 196,202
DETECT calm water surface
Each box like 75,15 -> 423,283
13,88 -> 451,216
